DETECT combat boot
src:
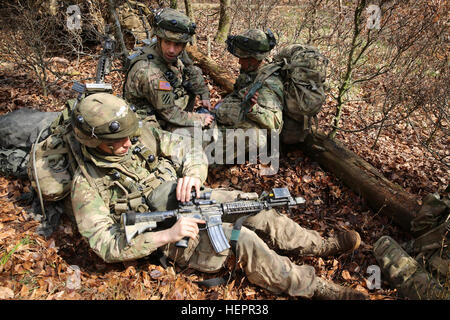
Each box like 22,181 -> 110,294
316,230 -> 361,257
312,277 -> 369,300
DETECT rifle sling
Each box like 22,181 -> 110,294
241,63 -> 282,117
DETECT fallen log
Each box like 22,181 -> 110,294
301,132 -> 419,231
189,46 -> 420,231
186,45 -> 235,94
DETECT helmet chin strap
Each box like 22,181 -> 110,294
156,37 -> 162,50
96,143 -> 117,156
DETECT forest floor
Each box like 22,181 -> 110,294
0,5 -> 448,301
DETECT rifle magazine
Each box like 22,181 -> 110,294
206,215 -> 230,253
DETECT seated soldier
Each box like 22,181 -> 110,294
213,29 -> 283,162
123,8 -> 214,131
70,92 -> 367,300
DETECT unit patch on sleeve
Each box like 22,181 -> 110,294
161,93 -> 172,105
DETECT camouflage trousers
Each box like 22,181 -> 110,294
212,97 -> 270,163
211,124 -> 270,165
152,184 -> 324,297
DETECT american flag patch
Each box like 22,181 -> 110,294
158,80 -> 172,91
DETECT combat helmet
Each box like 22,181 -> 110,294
72,93 -> 138,148
152,8 -> 196,43
226,29 -> 276,60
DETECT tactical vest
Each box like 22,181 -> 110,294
123,43 -> 193,117
82,135 -> 178,222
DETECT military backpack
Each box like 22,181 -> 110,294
26,104 -> 83,204
0,108 -> 60,179
247,44 -> 328,135
273,44 -> 328,125
27,84 -> 114,204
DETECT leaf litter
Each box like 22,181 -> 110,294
0,16 -> 448,301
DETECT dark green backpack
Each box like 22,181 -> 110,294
273,44 -> 328,124
248,44 -> 328,125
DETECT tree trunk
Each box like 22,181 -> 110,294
107,0 -> 128,63
215,0 -> 231,43
184,0 -> 196,44
170,0 -> 178,9
184,0 -> 193,19
330,0 -> 366,139
49,0 -> 58,15
301,132 -> 419,231
185,45 -> 235,93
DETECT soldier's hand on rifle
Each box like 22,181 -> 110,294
201,99 -> 213,111
244,90 -> 259,112
167,216 -> 206,243
199,113 -> 214,127
176,176 -> 202,203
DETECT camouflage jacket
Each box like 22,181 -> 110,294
215,66 -> 284,132
123,43 -> 210,127
71,126 -> 208,263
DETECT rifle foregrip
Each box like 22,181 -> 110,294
222,201 -> 264,214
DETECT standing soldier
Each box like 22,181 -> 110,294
123,8 -> 214,131
70,92 -> 367,300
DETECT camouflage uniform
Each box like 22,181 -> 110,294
215,65 -> 284,132
123,8 -> 210,129
214,29 -> 283,160
70,93 -> 365,299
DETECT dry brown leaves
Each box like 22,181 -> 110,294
1,8 -> 447,301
